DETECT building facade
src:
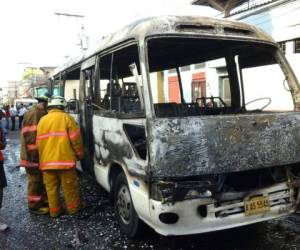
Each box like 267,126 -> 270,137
230,0 -> 300,81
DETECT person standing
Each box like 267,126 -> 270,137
36,96 -> 84,218
0,111 -> 8,231
18,103 -> 27,129
20,94 -> 51,215
9,105 -> 16,131
4,106 -> 10,131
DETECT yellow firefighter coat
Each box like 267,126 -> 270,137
36,109 -> 84,170
20,105 -> 47,168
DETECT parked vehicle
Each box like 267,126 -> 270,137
49,15 -> 300,238
14,98 -> 37,110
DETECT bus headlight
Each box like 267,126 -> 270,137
150,180 -> 215,204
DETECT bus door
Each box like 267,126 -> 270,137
91,44 -> 147,172
79,57 -> 96,175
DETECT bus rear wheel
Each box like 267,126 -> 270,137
114,172 -> 141,238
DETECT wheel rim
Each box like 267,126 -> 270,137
116,184 -> 132,225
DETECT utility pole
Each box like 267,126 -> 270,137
54,12 -> 88,51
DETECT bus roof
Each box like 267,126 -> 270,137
50,15 -> 274,78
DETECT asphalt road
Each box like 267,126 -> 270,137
1,130 -> 300,250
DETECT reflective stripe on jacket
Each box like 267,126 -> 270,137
36,109 -> 84,171
20,105 -> 47,168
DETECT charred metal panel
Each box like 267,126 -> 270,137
148,112 -> 300,178
93,116 -> 148,177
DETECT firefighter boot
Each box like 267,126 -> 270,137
29,207 -> 49,215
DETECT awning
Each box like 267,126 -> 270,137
191,0 -> 249,17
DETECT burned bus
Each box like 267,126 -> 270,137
49,16 -> 300,237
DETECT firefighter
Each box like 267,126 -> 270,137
20,93 -> 51,215
36,96 -> 84,218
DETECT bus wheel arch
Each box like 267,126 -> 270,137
114,171 -> 142,238
109,163 -> 124,199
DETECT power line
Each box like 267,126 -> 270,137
54,12 -> 84,18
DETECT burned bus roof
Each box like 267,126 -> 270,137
50,15 -> 275,78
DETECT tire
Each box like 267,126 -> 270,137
114,172 -> 142,238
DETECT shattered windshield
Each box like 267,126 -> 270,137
147,37 -> 294,117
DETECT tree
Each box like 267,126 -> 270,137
22,67 -> 43,81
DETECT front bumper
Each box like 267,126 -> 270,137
148,182 -> 295,236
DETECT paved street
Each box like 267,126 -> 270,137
1,130 -> 300,250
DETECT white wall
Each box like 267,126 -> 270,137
234,0 -> 300,83
149,73 -> 159,103
285,41 -> 300,82
242,64 -> 294,111
180,70 -> 192,103
64,80 -> 79,101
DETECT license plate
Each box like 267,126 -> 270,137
244,196 -> 270,216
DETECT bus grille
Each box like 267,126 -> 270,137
210,183 -> 292,218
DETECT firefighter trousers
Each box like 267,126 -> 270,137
26,168 -> 47,210
43,169 -> 81,217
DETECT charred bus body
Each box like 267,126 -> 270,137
49,16 -> 300,237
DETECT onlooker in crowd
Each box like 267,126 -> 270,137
37,96 -> 84,218
18,103 -> 27,129
9,105 -> 17,131
4,106 -> 10,131
0,111 -> 8,231
20,94 -> 51,215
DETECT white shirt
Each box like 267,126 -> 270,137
18,107 -> 27,116
9,107 -> 17,117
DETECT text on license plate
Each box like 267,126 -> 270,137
244,196 -> 270,216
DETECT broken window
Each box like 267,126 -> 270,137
97,54 -> 112,110
95,44 -> 144,116
147,37 -> 294,117
147,38 -> 237,117
63,67 -> 80,101
239,48 -> 294,111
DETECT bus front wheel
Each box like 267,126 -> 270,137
114,172 -> 141,238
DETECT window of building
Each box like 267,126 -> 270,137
168,68 -> 176,74
191,80 -> 206,103
194,63 -> 205,69
278,41 -> 286,54
181,65 -> 190,71
294,38 -> 300,53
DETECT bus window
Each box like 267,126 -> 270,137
96,44 -> 143,115
84,68 -> 94,102
97,54 -> 112,110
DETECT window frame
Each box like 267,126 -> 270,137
278,41 -> 286,54
93,41 -> 146,119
